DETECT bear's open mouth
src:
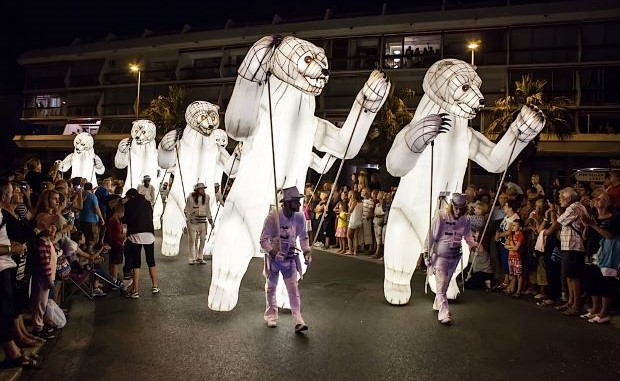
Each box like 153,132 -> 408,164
305,76 -> 326,89
457,102 -> 477,118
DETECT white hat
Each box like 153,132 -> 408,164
450,193 -> 467,208
143,175 -> 151,181
194,182 -> 206,190
214,183 -> 220,187
281,186 -> 304,202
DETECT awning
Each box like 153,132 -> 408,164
12,133 -> 129,150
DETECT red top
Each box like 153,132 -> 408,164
107,216 -> 125,247
608,184 -> 620,213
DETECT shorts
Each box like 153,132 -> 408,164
109,245 -> 124,265
561,250 -> 585,279
508,255 -> 522,276
81,221 -> 100,244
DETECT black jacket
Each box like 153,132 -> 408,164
124,196 -> 154,235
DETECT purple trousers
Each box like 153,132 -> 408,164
432,255 -> 461,321
264,255 -> 305,326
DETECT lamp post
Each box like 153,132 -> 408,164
466,41 -> 480,186
129,64 -> 141,118
467,41 -> 479,66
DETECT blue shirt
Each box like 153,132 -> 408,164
94,187 -> 109,218
81,192 -> 100,223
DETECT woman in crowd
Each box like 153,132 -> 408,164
582,192 -> 620,323
346,191 -> 362,256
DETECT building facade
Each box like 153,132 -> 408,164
15,0 -> 620,185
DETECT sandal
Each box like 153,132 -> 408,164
512,293 -> 521,299
1,355 -> 41,370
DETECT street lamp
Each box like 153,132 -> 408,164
466,41 -> 480,186
129,64 -> 141,118
467,41 -> 479,66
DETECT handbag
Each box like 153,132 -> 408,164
44,299 -> 67,329
550,247 -> 562,263
56,257 -> 71,279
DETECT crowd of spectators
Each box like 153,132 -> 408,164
0,158 -> 163,370
309,169 -> 620,324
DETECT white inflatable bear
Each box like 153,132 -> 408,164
59,132 -> 105,184
114,119 -> 164,229
158,101 -> 240,256
208,35 -> 390,312
384,58 -> 545,305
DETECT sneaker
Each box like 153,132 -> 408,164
439,317 -> 452,325
294,324 -> 308,333
189,260 -> 196,265
93,288 -> 107,297
534,293 -> 545,300
313,242 -> 324,248
198,259 -> 207,265
152,286 -> 161,294
588,315 -> 611,324
267,320 -> 277,328
33,329 -> 56,340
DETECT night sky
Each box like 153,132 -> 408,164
0,0 -> 394,95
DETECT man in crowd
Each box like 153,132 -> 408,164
123,188 -> 159,298
81,182 -> 105,253
137,175 -> 156,207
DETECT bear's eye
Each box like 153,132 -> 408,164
462,85 -> 470,92
304,56 -> 313,64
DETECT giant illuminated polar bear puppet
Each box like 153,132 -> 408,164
208,35 -> 390,311
384,58 -> 545,305
59,132 -> 105,184
158,101 -> 240,256
114,119 -> 164,229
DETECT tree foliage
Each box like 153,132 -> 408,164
143,85 -> 189,140
487,74 -> 574,141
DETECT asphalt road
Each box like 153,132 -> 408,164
25,237 -> 620,381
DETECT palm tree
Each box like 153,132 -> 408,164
366,86 -> 414,153
143,85 -> 190,140
363,86 -> 415,187
485,74 -> 575,187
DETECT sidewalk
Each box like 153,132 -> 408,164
312,244 -> 385,265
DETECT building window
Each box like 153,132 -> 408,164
582,21 -> 620,62
384,34 -> 441,69
329,37 -> 380,71
510,25 -> 578,64
580,66 -> 620,105
509,68 -> 576,101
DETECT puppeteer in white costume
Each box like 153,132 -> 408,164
208,35 -> 390,311
426,193 -> 478,324
59,132 -> 105,185
157,101 -> 240,256
384,58 -> 545,305
114,119 -> 164,229
260,186 -> 311,333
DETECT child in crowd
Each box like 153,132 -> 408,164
504,218 -> 525,298
334,200 -> 348,253
105,203 -> 126,281
303,194 -> 313,243
31,213 -> 57,339
372,191 -> 385,259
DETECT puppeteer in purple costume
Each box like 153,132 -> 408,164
427,193 -> 478,324
260,186 -> 312,333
